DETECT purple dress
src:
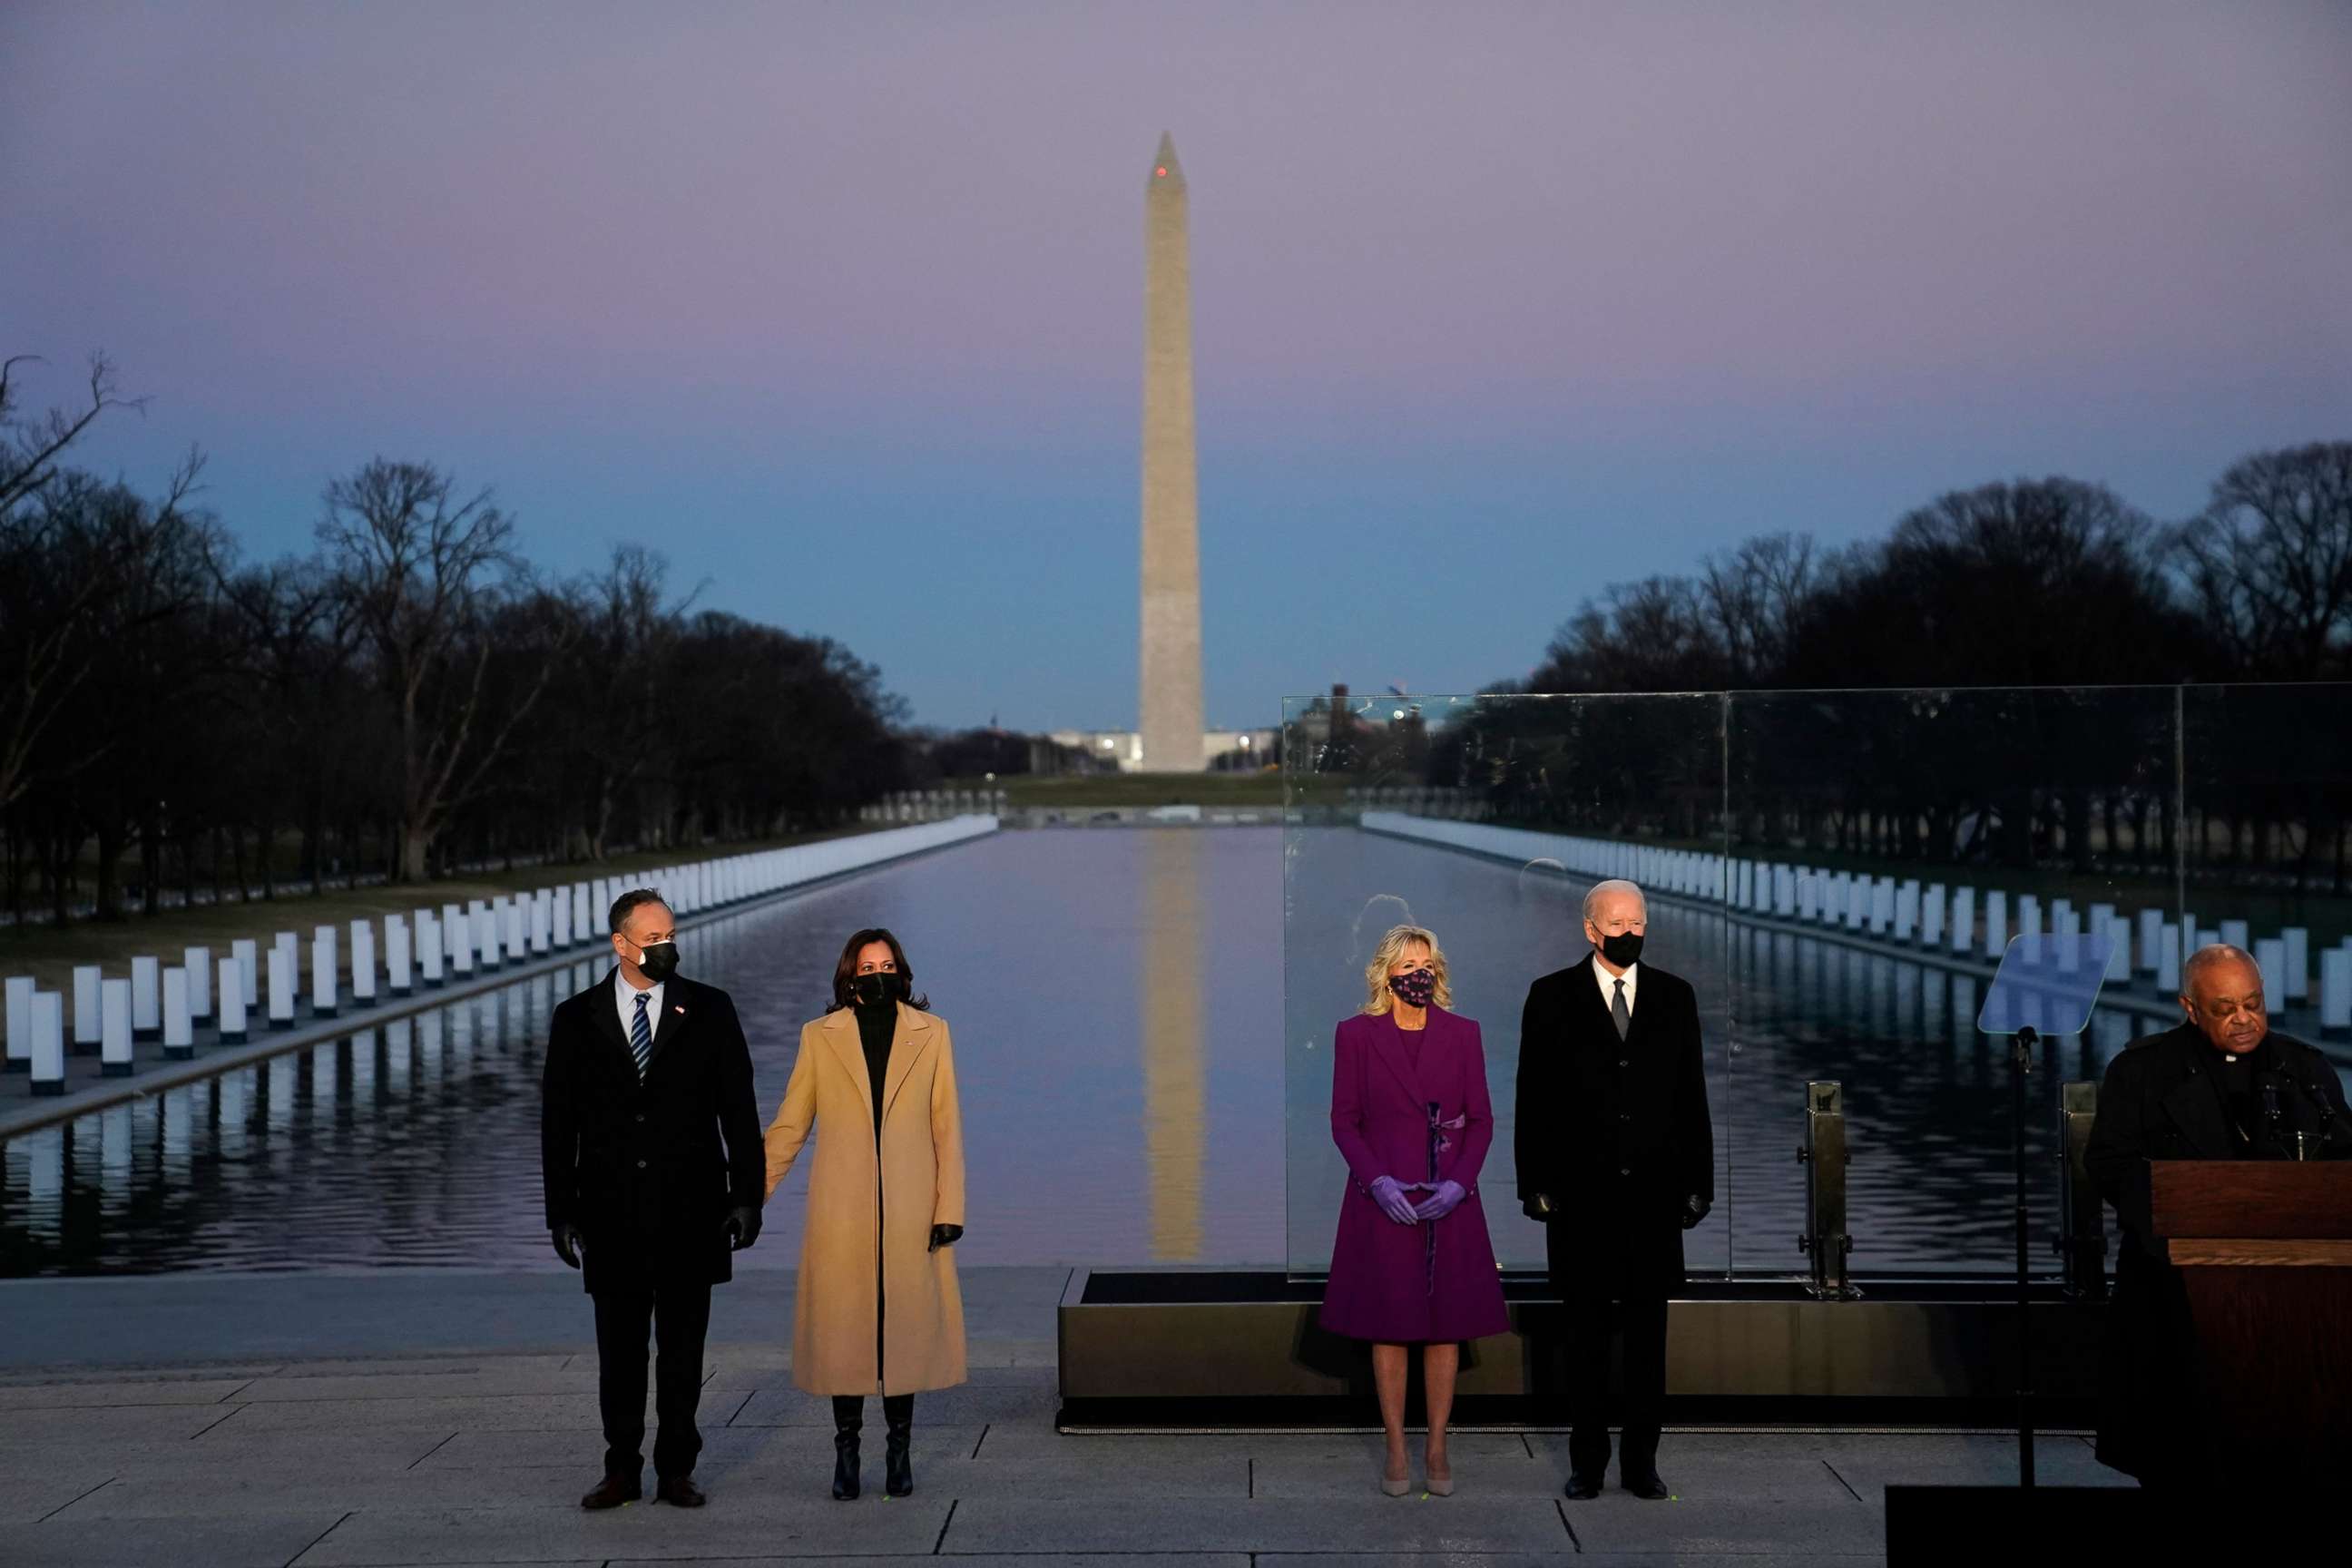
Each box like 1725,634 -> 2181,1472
1318,1007 -> 1511,1344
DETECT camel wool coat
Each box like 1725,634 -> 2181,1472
762,1003 -> 967,1396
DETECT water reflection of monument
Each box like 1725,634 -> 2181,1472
1139,831 -> 1205,1257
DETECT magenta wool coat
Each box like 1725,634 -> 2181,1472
1319,1006 -> 1511,1345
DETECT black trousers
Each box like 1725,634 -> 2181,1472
593,1279 -> 713,1479
1559,1289 -> 1669,1479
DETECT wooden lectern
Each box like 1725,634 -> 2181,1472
2151,1161 -> 2352,1483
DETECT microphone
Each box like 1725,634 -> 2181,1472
2280,1072 -> 2352,1150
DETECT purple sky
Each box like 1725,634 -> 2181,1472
7,2 -> 2349,730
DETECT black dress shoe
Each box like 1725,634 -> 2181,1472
1563,1472 -> 1603,1500
655,1475 -> 707,1507
581,1473 -> 642,1510
1623,1471 -> 1671,1500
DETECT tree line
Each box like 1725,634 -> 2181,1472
1433,445 -> 2352,888
1,354 -> 914,924
1523,451 -> 2352,694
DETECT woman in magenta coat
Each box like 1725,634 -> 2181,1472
1321,924 -> 1510,1497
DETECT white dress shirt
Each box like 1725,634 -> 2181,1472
614,969 -> 666,1045
1592,954 -> 1640,1018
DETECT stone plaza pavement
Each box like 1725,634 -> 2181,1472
0,1269 -> 2129,1567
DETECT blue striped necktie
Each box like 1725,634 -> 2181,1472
630,992 -> 653,1081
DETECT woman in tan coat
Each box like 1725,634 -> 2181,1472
763,927 -> 966,1500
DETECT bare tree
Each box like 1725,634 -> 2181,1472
1700,533 -> 1817,686
319,458 -> 566,880
0,354 -> 140,518
0,351 -> 204,811
575,545 -> 693,858
1533,575 -> 1725,692
205,548 -> 365,895
2175,442 -> 2352,678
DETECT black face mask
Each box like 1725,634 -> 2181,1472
1597,930 -> 1644,968
632,940 -> 681,983
853,971 -> 906,1008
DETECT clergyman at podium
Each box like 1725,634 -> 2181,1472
2082,943 -> 2352,1485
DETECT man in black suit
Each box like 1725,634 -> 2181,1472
2083,943 -> 2351,1485
1515,877 -> 1713,1502
542,887 -> 766,1510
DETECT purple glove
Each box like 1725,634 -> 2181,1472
1367,1175 -> 1421,1225
1412,1180 -> 1466,1221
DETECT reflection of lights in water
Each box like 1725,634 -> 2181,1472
218,1068 -> 250,1158
419,1012 -> 444,1077
313,1042 -> 339,1132
350,1028 -> 377,1105
387,1018 -> 412,1097
162,1085 -> 192,1181
21,1129 -> 62,1239
1142,831 -> 1205,1260
99,1104 -> 132,1201
267,1054 -> 295,1127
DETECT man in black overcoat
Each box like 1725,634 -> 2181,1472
2082,943 -> 2352,1485
541,888 -> 766,1509
1516,877 -> 1713,1502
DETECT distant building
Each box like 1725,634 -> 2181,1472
1048,726 -> 1279,774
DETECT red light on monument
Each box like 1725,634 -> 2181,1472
1155,166 -> 1167,177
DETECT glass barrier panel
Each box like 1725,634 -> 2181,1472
2179,683 -> 2352,1106
1282,691 -> 1730,1278
1721,685 -> 2179,1275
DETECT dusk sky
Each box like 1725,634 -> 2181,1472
7,2 -> 2349,730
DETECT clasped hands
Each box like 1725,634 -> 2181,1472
1367,1175 -> 1465,1224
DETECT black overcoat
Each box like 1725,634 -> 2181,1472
1514,956 -> 1714,1295
540,969 -> 766,1297
2082,1021 -> 2352,1481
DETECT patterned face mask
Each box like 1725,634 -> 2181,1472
1388,967 -> 1436,1009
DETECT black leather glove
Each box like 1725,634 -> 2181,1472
551,1223 -> 583,1269
929,1223 -> 964,1252
1521,1193 -> 1556,1223
726,1205 -> 761,1250
1681,1195 -> 1711,1230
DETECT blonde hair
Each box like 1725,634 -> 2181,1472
1362,924 -> 1454,1015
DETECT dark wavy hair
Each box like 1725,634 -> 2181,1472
828,926 -> 930,1013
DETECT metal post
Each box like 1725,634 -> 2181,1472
1797,1081 -> 1857,1299
2012,1026 -> 2037,1488
2055,1081 -> 2105,1300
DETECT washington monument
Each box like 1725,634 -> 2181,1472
1139,132 -> 1204,771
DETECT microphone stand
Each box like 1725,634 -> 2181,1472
2010,1024 -> 2037,1489
2281,1073 -> 2349,1160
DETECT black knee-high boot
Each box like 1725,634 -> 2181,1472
883,1393 -> 915,1497
830,1396 -> 863,1500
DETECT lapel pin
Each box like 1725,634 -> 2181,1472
673,1005 -> 686,1015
